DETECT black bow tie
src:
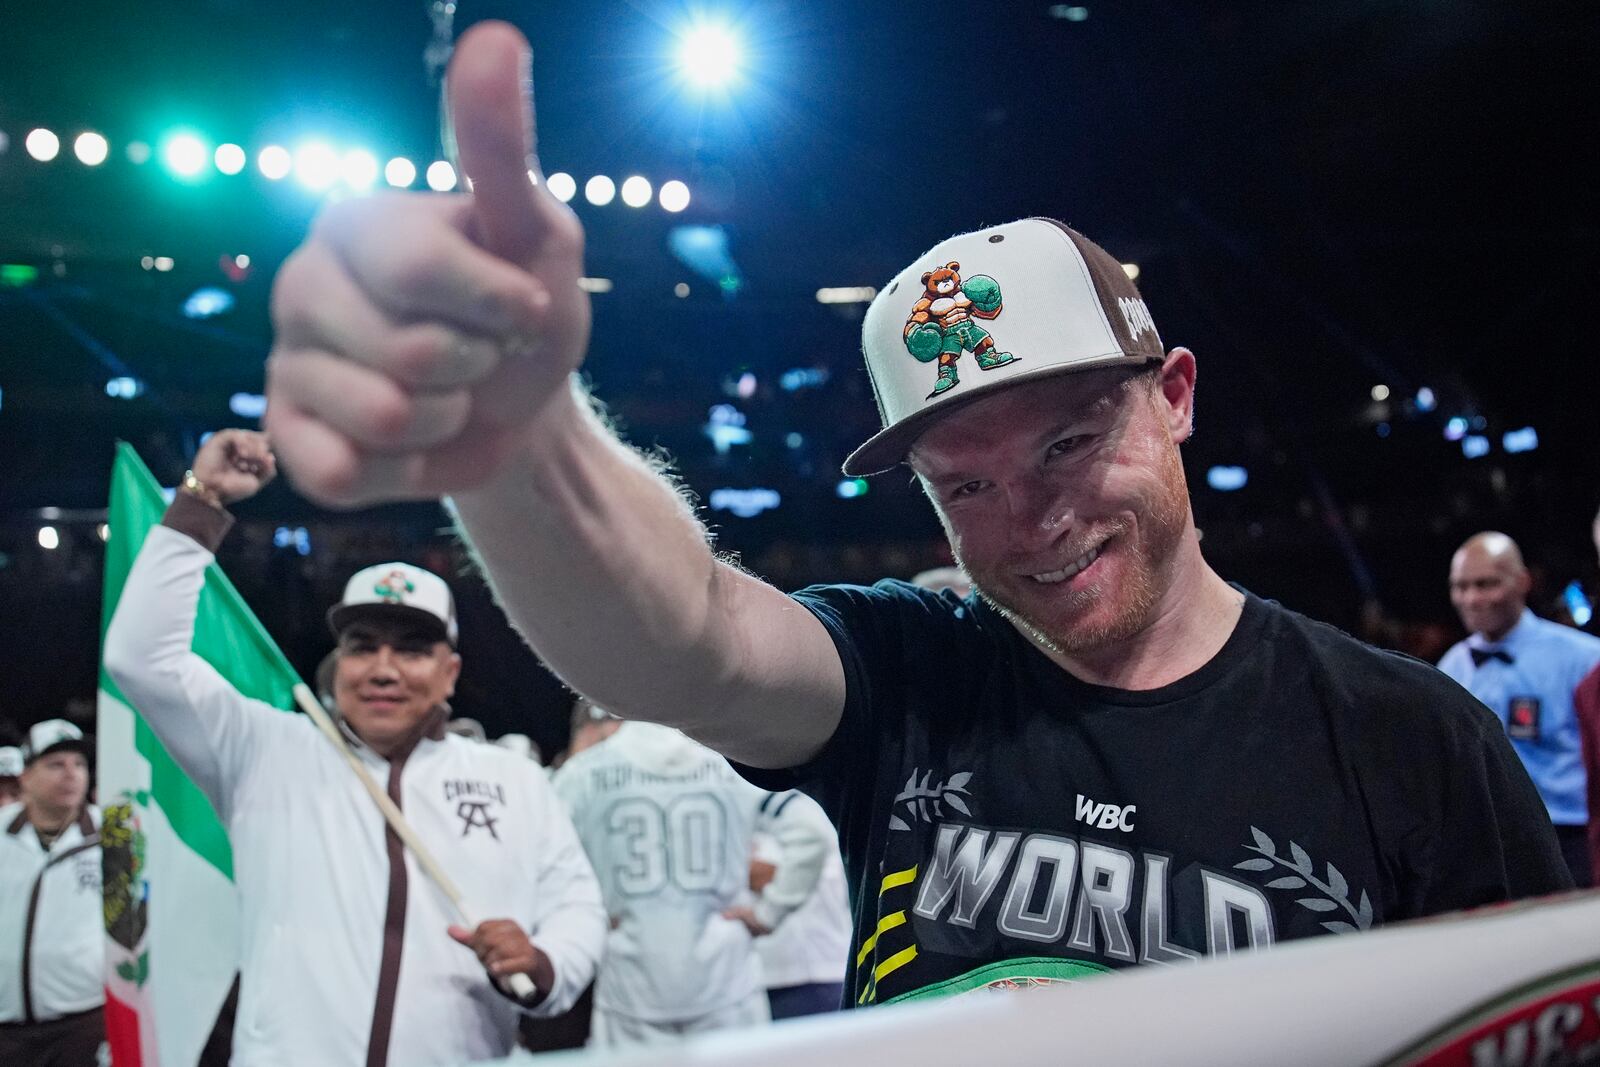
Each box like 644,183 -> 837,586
1471,648 -> 1514,668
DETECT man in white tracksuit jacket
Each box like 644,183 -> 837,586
104,430 -> 605,1067
552,720 -> 835,1045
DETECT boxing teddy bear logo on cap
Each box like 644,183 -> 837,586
903,261 -> 1017,399
373,570 -> 416,603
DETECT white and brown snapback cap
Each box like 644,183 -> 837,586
327,562 -> 459,647
845,217 -> 1165,476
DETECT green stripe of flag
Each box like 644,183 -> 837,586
99,442 -> 303,878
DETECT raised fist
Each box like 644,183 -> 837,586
192,429 -> 277,506
264,21 -> 591,508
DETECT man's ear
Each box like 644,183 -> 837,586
1158,348 -> 1197,444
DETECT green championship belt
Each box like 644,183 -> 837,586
906,323 -> 945,362
962,275 -> 1002,313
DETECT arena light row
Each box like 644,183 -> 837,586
0,127 -> 691,210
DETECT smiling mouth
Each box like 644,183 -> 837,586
1030,544 -> 1102,584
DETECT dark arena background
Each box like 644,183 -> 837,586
1,1 -> 1595,759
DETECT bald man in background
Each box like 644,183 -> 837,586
1439,531 -> 1600,886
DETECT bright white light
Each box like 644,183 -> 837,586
229,392 -> 268,418
258,145 -> 292,180
184,287 -> 235,319
234,254 -> 251,269
659,180 -> 690,212
1206,466 -> 1249,492
736,372 -> 757,398
708,488 -> 780,518
1444,416 -> 1469,442
126,141 -> 151,164
578,277 -> 614,293
836,479 -> 869,499
214,143 -> 246,175
73,132 -> 109,166
341,148 -> 379,190
1415,387 -> 1437,411
25,128 -> 60,162
1370,384 -> 1390,402
426,160 -> 457,191
673,282 -> 691,298
140,256 -> 154,270
105,377 -> 145,399
546,172 -> 576,202
37,526 -> 60,551
153,256 -> 174,272
1503,427 -> 1539,454
815,286 -> 877,305
97,523 -> 110,542
385,156 -> 416,188
293,143 -> 340,190
620,175 -> 653,207
1462,435 -> 1491,459
584,175 -> 616,206
1121,262 -> 1140,281
163,133 -> 210,177
678,25 -> 741,87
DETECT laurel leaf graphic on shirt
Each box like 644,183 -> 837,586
1249,826 -> 1276,855
1295,897 -> 1340,912
1325,862 -> 1349,901
1357,890 -> 1373,928
1266,876 -> 1307,890
1321,921 -> 1358,935
944,793 -> 972,816
1234,858 -> 1275,872
946,771 -> 973,792
889,815 -> 911,832
1289,841 -> 1314,875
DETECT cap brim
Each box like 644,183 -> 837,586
327,603 -> 452,646
842,351 -> 1154,476
27,738 -> 93,766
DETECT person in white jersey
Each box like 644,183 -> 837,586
104,429 -> 606,1067
0,719 -> 104,1065
751,795 -> 853,1018
552,720 -> 834,1045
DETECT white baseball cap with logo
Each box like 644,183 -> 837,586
22,719 -> 91,766
327,562 -> 459,647
845,217 -> 1166,477
0,746 -> 23,777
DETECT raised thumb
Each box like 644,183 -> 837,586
445,21 -> 545,259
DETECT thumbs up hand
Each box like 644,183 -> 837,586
265,22 -> 590,508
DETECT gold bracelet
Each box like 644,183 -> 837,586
181,469 -> 223,508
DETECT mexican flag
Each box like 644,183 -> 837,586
98,443 -> 302,1066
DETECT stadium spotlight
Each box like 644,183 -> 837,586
1370,384 -> 1390,402
73,132 -> 109,166
620,175 -> 653,208
385,156 -> 416,188
585,175 -> 616,206
294,143 -> 340,191
659,180 -> 691,213
425,160 -> 457,191
258,144 -> 291,180
214,143 -> 247,175
161,132 -> 211,178
546,172 -> 576,202
38,526 -> 61,551
25,128 -> 61,162
341,148 -> 379,190
677,24 -> 742,87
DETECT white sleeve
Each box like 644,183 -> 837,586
749,789 -> 836,932
102,523 -> 297,825
521,768 -> 606,1017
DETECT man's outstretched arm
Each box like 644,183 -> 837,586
264,22 -> 843,768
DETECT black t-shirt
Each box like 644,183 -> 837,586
738,582 -> 1570,1007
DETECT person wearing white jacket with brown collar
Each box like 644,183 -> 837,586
104,429 -> 605,1067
